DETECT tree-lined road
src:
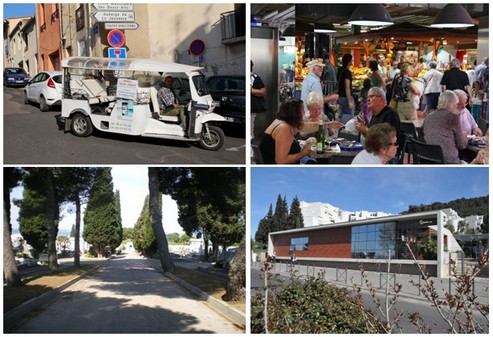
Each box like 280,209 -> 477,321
3,87 -> 245,164
9,252 -> 242,333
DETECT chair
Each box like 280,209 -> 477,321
251,142 -> 264,164
399,122 -> 417,164
478,118 -> 489,135
410,138 -> 445,164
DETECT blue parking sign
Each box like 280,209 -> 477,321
109,47 -> 127,59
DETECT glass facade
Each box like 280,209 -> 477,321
290,237 -> 309,251
351,222 -> 396,259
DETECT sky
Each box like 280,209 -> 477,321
10,166 -> 184,236
3,3 -> 35,20
250,167 -> 489,238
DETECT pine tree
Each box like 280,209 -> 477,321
83,168 -> 122,256
287,196 -> 304,229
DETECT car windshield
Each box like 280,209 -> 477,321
208,77 -> 244,94
192,74 -> 210,96
6,68 -> 27,75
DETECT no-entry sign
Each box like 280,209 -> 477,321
107,29 -> 125,48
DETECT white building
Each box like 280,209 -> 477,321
300,201 -> 393,227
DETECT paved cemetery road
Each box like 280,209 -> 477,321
8,253 -> 242,333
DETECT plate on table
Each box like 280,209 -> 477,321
468,137 -> 486,147
339,141 -> 364,151
329,137 -> 345,146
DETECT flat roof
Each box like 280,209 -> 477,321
269,209 -> 445,236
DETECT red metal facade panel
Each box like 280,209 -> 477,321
272,226 -> 352,258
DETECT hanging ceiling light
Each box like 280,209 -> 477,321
348,4 -> 393,26
314,23 -> 336,33
431,4 -> 474,28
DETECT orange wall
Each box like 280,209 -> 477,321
37,3 -> 61,71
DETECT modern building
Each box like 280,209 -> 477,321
300,201 -> 393,227
268,209 -> 464,278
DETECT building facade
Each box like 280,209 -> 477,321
36,3 -> 62,71
4,3 -> 245,77
269,209 -> 464,277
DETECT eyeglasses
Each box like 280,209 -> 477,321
388,142 -> 399,146
368,94 -> 382,99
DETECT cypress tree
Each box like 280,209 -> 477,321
83,168 -> 121,256
287,196 -> 304,229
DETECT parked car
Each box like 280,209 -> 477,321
3,67 -> 30,87
207,75 -> 245,124
24,71 -> 63,111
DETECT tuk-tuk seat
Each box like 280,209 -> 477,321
149,84 -> 180,122
70,79 -> 115,104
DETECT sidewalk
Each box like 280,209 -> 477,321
252,261 -> 489,306
146,258 -> 245,328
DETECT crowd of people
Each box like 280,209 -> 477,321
252,54 -> 488,165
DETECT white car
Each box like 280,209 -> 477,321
24,71 -> 63,111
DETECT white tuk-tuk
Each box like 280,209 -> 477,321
59,57 -> 226,150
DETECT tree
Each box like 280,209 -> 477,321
122,227 -> 134,242
133,195 -> 157,256
18,168 -> 61,272
83,168 -> 122,256
15,187 -> 49,252
59,167 -> 97,267
3,167 -> 23,287
148,167 -> 174,272
271,194 -> 289,232
287,196 -> 304,229
224,235 -> 246,301
159,167 -> 245,260
255,204 -> 273,249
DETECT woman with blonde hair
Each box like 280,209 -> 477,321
298,91 -> 343,139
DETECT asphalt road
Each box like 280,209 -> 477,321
3,86 -> 245,164
8,253 -> 242,333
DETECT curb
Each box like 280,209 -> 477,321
148,259 -> 245,328
3,263 -> 106,331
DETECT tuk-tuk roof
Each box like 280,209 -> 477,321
61,57 -> 204,73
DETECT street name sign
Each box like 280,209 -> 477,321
93,11 -> 135,22
93,4 -> 134,11
105,22 -> 140,30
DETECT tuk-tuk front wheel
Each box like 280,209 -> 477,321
199,125 -> 224,151
70,113 -> 93,137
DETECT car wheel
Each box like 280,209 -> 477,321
199,125 -> 224,151
39,96 -> 49,112
70,113 -> 93,137
24,92 -> 30,104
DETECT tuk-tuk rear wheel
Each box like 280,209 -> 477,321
70,113 -> 93,137
199,125 -> 224,151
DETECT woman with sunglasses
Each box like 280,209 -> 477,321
352,123 -> 399,165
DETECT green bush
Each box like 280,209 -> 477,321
251,273 -> 385,333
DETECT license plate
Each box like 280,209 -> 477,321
225,117 -> 235,122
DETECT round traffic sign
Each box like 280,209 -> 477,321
189,39 -> 206,56
107,29 -> 125,48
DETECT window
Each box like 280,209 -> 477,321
351,222 -> 396,259
290,237 -> 309,252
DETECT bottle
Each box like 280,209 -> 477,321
316,117 -> 325,154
